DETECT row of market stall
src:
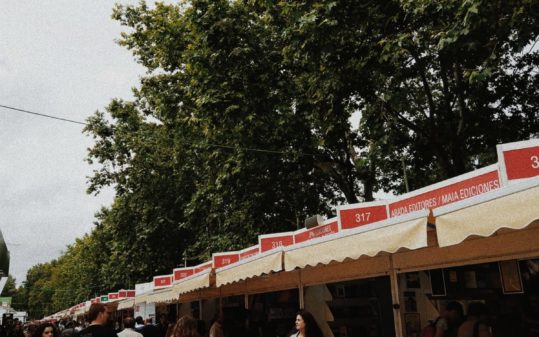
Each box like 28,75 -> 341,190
48,139 -> 539,337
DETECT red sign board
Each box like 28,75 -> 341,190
174,268 -> 195,281
294,220 -> 339,243
194,262 -> 212,274
259,233 -> 294,253
153,275 -> 172,287
118,290 -> 127,298
389,169 -> 500,217
338,203 -> 388,230
126,290 -> 136,297
502,145 -> 539,181
108,293 -> 119,300
213,253 -> 240,269
240,246 -> 259,260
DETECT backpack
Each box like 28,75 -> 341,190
420,318 -> 439,337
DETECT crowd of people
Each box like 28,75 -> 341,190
4,301 -> 496,337
6,304 -> 324,337
427,301 -> 492,337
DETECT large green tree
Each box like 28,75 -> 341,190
276,0 -> 539,192
84,0 -> 343,280
21,0 -> 539,317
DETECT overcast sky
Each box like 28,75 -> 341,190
0,1 -> 145,285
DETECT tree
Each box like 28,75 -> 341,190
21,0 -> 539,312
275,0 -> 539,192
84,0 -> 343,279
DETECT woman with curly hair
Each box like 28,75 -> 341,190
31,323 -> 59,337
289,310 -> 323,337
169,316 -> 199,337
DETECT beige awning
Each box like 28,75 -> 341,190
117,298 -> 135,310
146,288 -> 178,304
433,177 -> 539,247
216,250 -> 283,287
173,270 -> 212,296
284,211 -> 429,271
135,292 -> 150,304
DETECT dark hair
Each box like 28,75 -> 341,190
124,317 -> 136,329
170,316 -> 200,337
32,323 -> 59,337
467,302 -> 488,317
445,301 -> 464,316
87,303 -> 107,322
295,310 -> 323,337
135,316 -> 144,325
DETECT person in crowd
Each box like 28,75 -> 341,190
24,322 -> 38,337
61,321 -> 79,337
12,320 -> 25,337
140,318 -> 158,337
457,302 -> 492,337
434,301 -> 464,337
168,316 -> 199,337
288,310 -> 323,337
78,303 -> 117,337
117,318 -> 142,337
155,315 -> 168,337
134,318 -> 144,333
31,323 -> 59,337
208,311 -> 224,337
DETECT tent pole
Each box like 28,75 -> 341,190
298,270 -> 305,309
389,255 -> 403,337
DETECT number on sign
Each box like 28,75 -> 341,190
355,212 -> 371,223
532,155 -> 539,169
271,241 -> 283,248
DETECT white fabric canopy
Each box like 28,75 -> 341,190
284,211 -> 429,271
173,270 -> 212,295
117,298 -> 135,310
434,177 -> 539,247
146,288 -> 177,304
215,250 -> 282,287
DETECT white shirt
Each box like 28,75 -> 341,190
118,328 -> 143,337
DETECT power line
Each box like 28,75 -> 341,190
0,103 -> 329,158
0,104 -> 87,126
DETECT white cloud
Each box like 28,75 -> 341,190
0,0 -> 143,285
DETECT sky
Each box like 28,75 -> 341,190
0,1 -> 145,285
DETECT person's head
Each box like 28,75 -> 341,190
444,301 -> 464,324
87,303 -> 112,325
4,318 -> 13,328
135,317 -> 144,326
294,310 -> 322,337
32,323 -> 59,337
26,323 -> 38,337
145,318 -> 153,325
123,317 -> 136,329
170,316 -> 199,337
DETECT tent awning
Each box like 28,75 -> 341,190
433,177 -> 539,247
117,298 -> 135,310
173,270 -> 212,296
215,250 -> 283,287
284,211 -> 429,271
135,292 -> 150,304
146,288 -> 177,304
